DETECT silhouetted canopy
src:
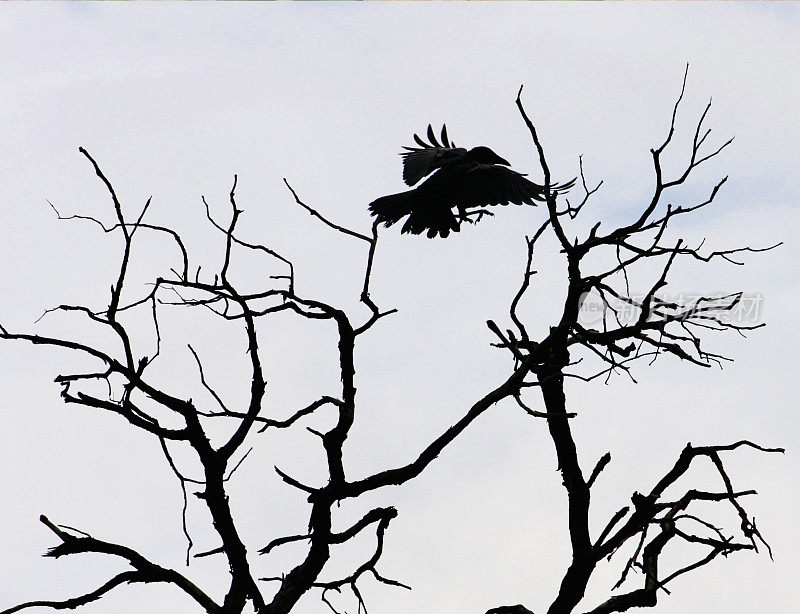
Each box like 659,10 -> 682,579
369,125 -> 573,238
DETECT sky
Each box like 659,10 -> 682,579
0,3 -> 798,614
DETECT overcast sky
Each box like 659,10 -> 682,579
1,4 -> 798,614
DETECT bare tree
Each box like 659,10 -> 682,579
0,69 -> 781,614
484,69 -> 782,614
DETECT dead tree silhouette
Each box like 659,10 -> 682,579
0,68 -> 781,614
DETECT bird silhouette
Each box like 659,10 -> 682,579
369,124 -> 573,238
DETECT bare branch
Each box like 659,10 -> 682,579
18,515 -> 221,614
587,452 -> 611,489
0,571 -> 142,614
284,179 -> 372,243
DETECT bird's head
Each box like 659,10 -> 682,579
468,146 -> 510,166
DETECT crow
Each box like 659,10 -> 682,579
369,124 -> 573,238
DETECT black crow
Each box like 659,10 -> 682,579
369,125 -> 573,238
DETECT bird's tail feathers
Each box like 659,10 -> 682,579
368,191 -> 415,227
369,191 -> 459,238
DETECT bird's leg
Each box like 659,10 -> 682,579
461,207 -> 495,225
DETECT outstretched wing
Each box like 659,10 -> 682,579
400,124 -> 466,186
447,165 -> 575,208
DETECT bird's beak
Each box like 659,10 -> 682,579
496,155 -> 510,166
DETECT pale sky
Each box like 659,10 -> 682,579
0,3 -> 798,614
